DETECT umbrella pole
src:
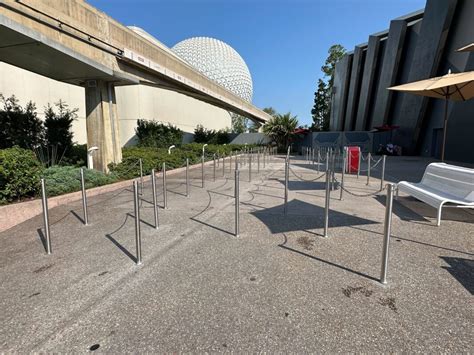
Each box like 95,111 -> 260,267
441,97 -> 448,162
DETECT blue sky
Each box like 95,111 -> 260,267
89,0 -> 426,126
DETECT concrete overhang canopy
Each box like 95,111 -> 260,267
0,15 -> 138,86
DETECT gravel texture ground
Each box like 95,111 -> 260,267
0,154 -> 472,352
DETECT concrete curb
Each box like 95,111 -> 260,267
0,158 -> 223,233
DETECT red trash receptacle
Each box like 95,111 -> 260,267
346,146 -> 360,173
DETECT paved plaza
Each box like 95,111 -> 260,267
0,155 -> 472,352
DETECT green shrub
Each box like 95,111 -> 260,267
193,124 -> 213,143
62,144 -> 87,166
135,119 -> 183,148
44,100 -> 78,163
0,147 -> 44,204
0,95 -> 45,149
43,166 -> 118,197
193,125 -> 230,144
109,147 -> 200,180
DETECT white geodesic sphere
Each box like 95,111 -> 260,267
172,37 -> 253,102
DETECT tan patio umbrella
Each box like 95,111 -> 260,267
457,43 -> 474,52
388,70 -> 474,161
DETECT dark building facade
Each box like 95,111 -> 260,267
329,0 -> 474,164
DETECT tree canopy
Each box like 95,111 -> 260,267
262,112 -> 298,151
311,44 -> 346,131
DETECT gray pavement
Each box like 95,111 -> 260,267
0,154 -> 473,352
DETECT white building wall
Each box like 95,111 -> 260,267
0,62 -> 232,147
115,85 -> 232,146
0,62 -> 88,144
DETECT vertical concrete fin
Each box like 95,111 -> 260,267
344,46 -> 365,131
329,54 -> 352,131
354,36 -> 381,131
392,0 -> 458,153
371,20 -> 407,128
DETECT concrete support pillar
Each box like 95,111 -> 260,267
85,80 -> 122,172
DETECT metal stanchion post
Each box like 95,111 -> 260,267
80,168 -> 88,225
324,169 -> 330,238
235,169 -> 240,237
162,162 -> 168,209
40,178 -> 52,254
340,152 -> 345,201
263,148 -> 266,168
222,154 -> 225,177
213,154 -> 216,182
284,158 -> 289,215
201,155 -> 205,188
248,153 -> 252,182
151,169 -> 159,229
257,152 -> 260,173
380,183 -> 394,284
186,158 -> 190,198
133,180 -> 142,265
331,152 -> 336,191
357,147 -> 361,178
317,149 -> 320,173
367,152 -> 371,185
139,158 -> 144,195
380,155 -> 386,191
325,151 -> 329,171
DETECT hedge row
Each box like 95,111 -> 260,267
0,143 -> 261,204
109,144 -> 257,180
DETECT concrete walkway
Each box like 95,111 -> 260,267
0,155 -> 472,352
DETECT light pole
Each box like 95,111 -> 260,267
168,145 -> 176,155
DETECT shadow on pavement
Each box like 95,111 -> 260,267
252,199 -> 378,234
278,233 -> 379,282
36,228 -> 49,253
440,256 -> 474,295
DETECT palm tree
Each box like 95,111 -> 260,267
262,112 -> 298,151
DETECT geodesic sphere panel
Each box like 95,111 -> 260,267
172,37 -> 253,102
